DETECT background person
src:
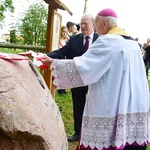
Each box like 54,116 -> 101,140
59,25 -> 70,48
41,8 -> 149,150
66,21 -> 76,37
143,37 -> 150,79
135,37 -> 142,49
46,14 -> 98,142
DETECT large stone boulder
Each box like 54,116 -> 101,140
0,52 -> 68,150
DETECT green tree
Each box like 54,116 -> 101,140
0,0 -> 14,22
19,3 -> 47,46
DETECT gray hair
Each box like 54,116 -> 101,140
98,16 -> 118,26
82,13 -> 95,22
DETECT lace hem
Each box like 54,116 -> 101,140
80,112 -> 150,150
52,59 -> 84,89
78,142 -> 147,150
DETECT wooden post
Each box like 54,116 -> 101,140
43,0 -> 73,98
44,5 -> 56,98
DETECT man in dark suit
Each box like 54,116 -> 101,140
47,14 -> 98,142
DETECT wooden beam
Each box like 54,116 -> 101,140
0,43 -> 45,51
44,0 -> 73,16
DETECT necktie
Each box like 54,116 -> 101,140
84,36 -> 90,51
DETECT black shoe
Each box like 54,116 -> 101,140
68,134 -> 79,142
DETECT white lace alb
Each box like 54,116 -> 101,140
52,59 -> 84,89
80,112 -> 150,149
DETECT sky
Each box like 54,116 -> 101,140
1,0 -> 150,44
59,0 -> 150,44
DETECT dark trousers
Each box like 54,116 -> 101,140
71,86 -> 88,135
58,89 -> 66,94
144,61 -> 150,79
146,67 -> 149,79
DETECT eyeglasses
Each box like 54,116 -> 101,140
80,22 -> 93,26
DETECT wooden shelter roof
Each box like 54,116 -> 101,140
44,0 -> 73,16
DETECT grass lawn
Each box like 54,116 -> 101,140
55,90 -> 74,136
1,48 -> 150,149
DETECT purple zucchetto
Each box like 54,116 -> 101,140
97,8 -> 117,18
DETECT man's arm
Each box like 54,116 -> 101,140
47,39 -> 72,59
